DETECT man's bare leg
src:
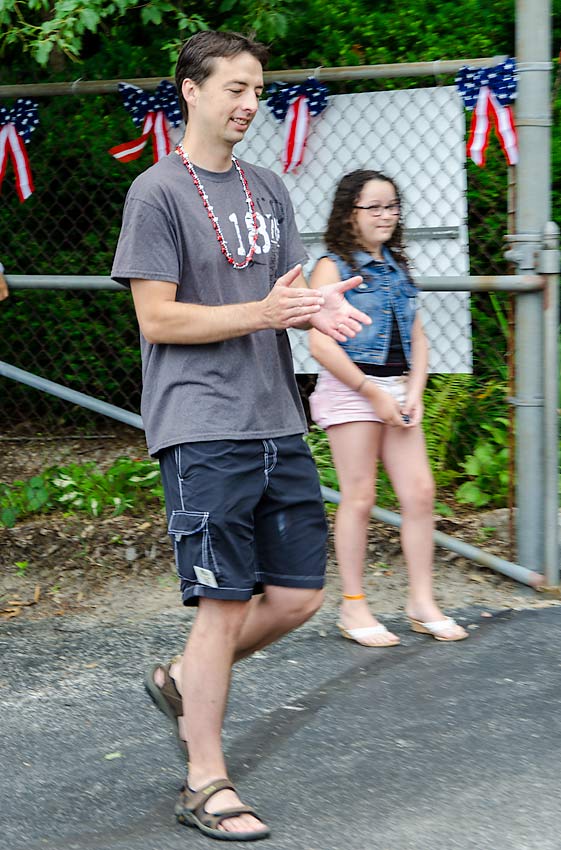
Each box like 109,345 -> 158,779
181,598 -> 258,835
233,584 -> 324,659
167,587 -> 323,836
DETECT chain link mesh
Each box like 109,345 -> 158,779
237,86 -> 472,378
0,76 -> 513,508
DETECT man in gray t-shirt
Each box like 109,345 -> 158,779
112,30 -> 369,840
112,152 -> 309,453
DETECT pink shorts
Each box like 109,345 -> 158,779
309,370 -> 408,429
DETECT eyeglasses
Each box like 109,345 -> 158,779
353,202 -> 401,216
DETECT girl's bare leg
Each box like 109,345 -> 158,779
380,425 -> 467,639
327,420 -> 400,646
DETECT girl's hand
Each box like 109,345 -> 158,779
363,384 -> 407,427
402,393 -> 424,427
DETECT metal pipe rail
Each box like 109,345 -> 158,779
5,274 -> 544,293
0,356 -> 547,590
0,56 -> 507,99
7,276 -> 126,291
0,361 -> 143,430
322,487 -> 545,588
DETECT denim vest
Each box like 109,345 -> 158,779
327,247 -> 417,367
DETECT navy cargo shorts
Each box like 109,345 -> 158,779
158,435 -> 328,606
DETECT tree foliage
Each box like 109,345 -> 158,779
0,0 -> 540,78
2,0 -> 561,81
0,0 -> 292,72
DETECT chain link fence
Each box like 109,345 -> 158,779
0,90 -> 147,428
0,70 -> 513,510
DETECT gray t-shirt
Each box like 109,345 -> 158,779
112,152 -> 307,456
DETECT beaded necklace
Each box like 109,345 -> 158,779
176,143 -> 259,270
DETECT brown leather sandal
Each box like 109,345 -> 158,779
175,778 -> 270,841
143,656 -> 187,754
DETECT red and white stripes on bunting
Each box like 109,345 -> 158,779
109,110 -> 171,163
467,86 -> 518,167
282,96 -> 310,174
267,78 -> 329,174
0,122 -> 34,202
456,59 -> 518,167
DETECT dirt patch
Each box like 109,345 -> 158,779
0,427 -> 151,481
0,425 -> 556,625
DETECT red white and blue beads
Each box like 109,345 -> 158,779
176,143 -> 259,270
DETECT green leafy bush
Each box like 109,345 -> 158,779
0,457 -> 162,527
422,374 -> 473,487
49,457 -> 162,515
455,418 -> 510,508
0,476 -> 51,528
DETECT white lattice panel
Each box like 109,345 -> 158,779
236,86 -> 471,374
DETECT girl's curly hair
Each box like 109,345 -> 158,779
325,170 -> 409,272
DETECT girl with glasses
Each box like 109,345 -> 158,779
308,169 -> 468,646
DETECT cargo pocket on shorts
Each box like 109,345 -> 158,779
168,510 -> 221,586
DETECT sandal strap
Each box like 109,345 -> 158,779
180,778 -> 236,814
421,617 -> 456,632
159,659 -> 183,717
199,805 -> 259,830
178,779 -> 269,836
343,624 -> 389,638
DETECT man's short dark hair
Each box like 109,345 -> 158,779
175,30 -> 269,123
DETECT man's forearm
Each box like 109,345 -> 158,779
137,297 -> 270,345
130,267 -> 325,345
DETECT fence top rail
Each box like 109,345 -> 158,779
6,274 -> 544,293
0,56 -> 507,99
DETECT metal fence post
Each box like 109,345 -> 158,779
513,0 -> 552,570
541,222 -> 560,585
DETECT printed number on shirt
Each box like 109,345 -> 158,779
228,211 -> 279,256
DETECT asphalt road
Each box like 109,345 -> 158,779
1,604 -> 560,850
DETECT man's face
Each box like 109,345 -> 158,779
182,53 -> 264,146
